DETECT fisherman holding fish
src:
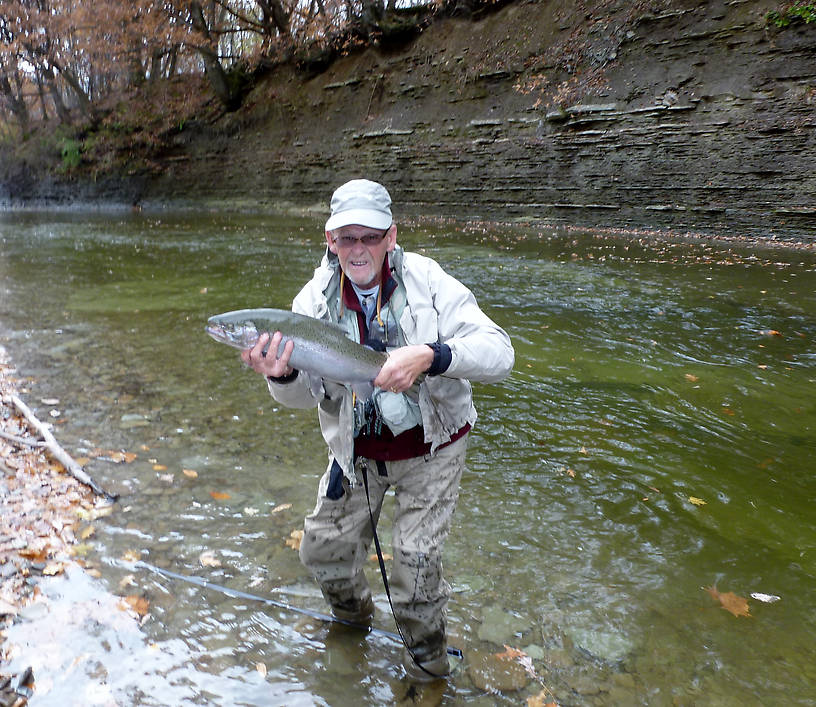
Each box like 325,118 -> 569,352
238,179 -> 514,681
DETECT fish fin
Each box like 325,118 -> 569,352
351,381 -> 375,400
309,375 -> 325,399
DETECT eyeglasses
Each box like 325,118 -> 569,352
332,228 -> 389,248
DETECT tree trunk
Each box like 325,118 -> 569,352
48,59 -> 94,119
35,70 -> 50,122
45,68 -> 72,123
189,1 -> 240,110
149,49 -> 163,83
0,72 -> 30,133
257,0 -> 291,36
166,46 -> 178,78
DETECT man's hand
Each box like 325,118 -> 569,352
374,345 -> 434,394
241,331 -> 295,379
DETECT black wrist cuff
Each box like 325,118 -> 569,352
425,342 -> 452,376
267,368 -> 299,384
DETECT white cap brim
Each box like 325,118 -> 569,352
325,208 -> 392,232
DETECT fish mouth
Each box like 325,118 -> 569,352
205,324 -> 224,341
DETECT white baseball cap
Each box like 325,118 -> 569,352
325,179 -> 393,231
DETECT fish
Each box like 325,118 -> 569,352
205,308 -> 387,398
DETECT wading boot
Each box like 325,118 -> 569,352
330,594 -> 375,626
403,643 -> 450,683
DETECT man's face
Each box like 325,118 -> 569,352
326,224 -> 397,289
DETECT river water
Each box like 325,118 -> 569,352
1,211 -> 814,706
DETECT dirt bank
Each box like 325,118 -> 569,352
2,0 -> 815,241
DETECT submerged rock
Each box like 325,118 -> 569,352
466,648 -> 531,693
119,413 -> 151,429
476,605 -> 529,644
564,626 -> 633,664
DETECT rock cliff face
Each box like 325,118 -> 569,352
4,0 -> 816,240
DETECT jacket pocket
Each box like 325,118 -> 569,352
400,306 -> 438,345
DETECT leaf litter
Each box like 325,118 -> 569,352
0,348 -> 147,701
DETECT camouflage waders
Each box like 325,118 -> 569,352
299,435 -> 468,673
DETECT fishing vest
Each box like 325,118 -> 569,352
323,252 -> 423,437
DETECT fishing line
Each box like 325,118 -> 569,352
360,461 -> 452,679
135,560 -> 463,659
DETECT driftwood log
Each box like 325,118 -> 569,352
5,394 -> 117,502
0,428 -> 47,447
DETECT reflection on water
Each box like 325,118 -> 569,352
1,211 -> 815,705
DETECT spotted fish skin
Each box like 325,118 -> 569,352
206,308 -> 386,396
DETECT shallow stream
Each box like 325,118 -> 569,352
1,211 -> 814,705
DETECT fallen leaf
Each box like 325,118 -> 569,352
369,552 -> 393,562
705,585 -> 751,617
19,546 -> 48,562
199,550 -> 221,567
71,543 -> 93,557
566,468 -> 575,478
256,662 -> 267,678
689,496 -> 707,506
495,645 -> 537,678
122,595 -> 150,617
721,407 -> 735,416
42,562 -> 65,576
182,468 -> 198,478
271,503 -> 292,514
76,505 -> 113,521
153,464 -> 167,471
527,689 -> 558,707
579,446 -> 588,455
285,529 -> 304,551
760,329 -> 783,337
684,373 -> 699,382
121,549 -> 141,563
209,491 -> 231,500
80,525 -> 96,540
495,645 -> 527,661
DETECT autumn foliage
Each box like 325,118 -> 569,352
0,0 -> 502,133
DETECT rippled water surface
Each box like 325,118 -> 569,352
1,211 -> 814,705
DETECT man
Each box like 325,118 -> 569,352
242,179 -> 514,681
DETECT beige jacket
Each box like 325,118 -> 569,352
267,245 -> 514,482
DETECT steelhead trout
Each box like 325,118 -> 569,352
206,308 -> 386,397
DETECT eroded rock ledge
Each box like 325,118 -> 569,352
3,0 -> 815,241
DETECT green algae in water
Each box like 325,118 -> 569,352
1,211 -> 815,706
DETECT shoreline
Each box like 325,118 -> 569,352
0,343 -> 112,703
2,203 -> 815,251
